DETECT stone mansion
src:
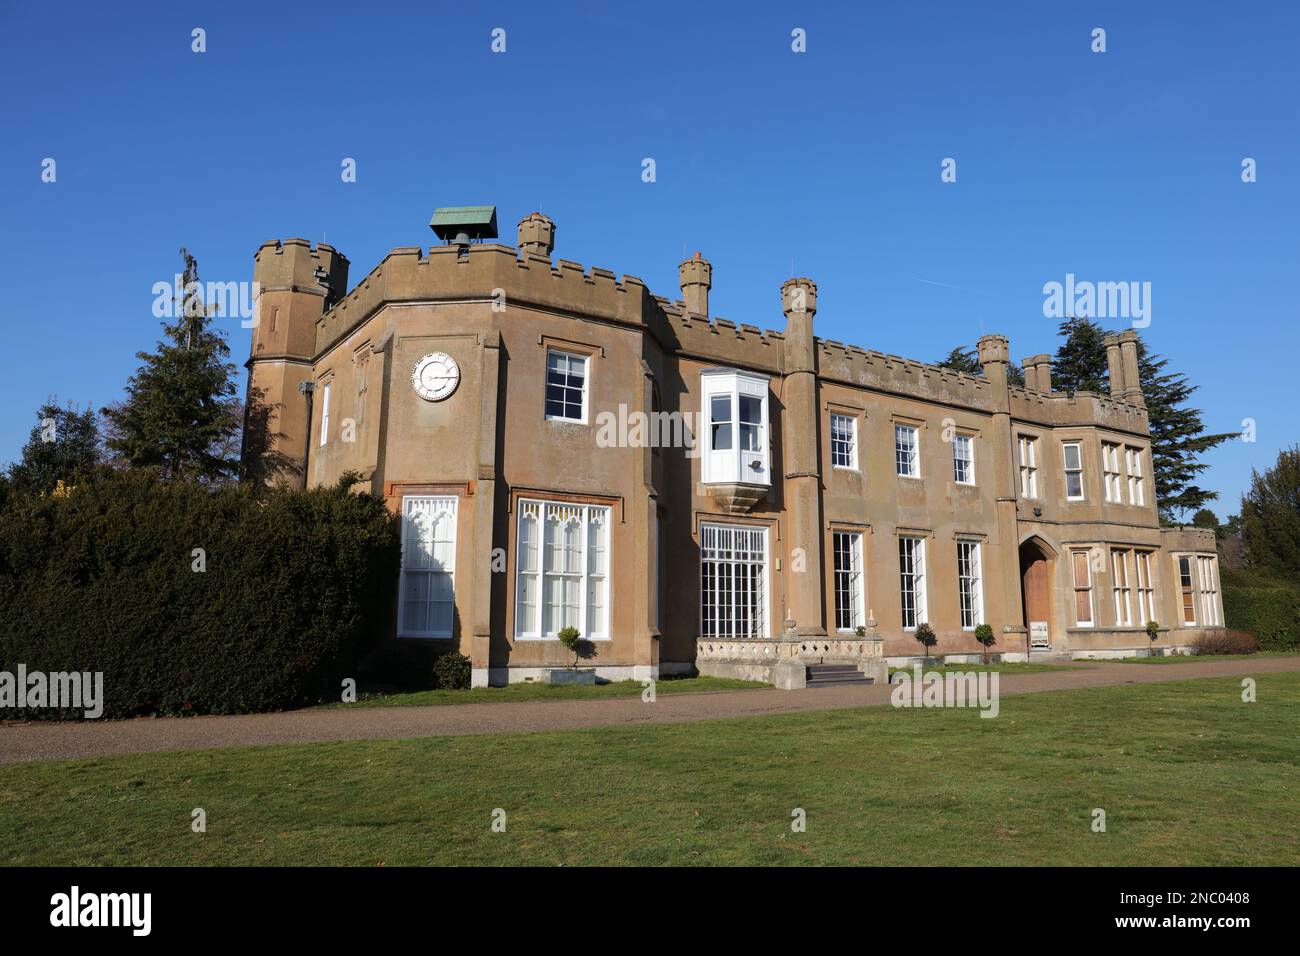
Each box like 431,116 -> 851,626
242,208 -> 1225,688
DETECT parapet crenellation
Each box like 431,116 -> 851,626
1009,385 -> 1150,436
314,243 -> 654,357
818,340 -> 994,412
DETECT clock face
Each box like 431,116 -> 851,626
411,352 -> 460,402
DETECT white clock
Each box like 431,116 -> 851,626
411,352 -> 460,402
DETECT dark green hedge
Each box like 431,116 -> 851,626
0,470 -> 400,719
1221,567 -> 1300,652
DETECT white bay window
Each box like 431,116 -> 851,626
701,370 -> 769,486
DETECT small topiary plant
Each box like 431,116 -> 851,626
557,626 -> 583,669
432,652 -> 471,690
974,623 -> 996,663
1146,620 -> 1160,641
914,622 -> 938,658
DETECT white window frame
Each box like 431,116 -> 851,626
514,498 -> 610,640
701,370 -> 770,487
1125,446 -> 1145,506
952,433 -> 975,485
1197,555 -> 1221,627
1018,435 -> 1038,498
898,535 -> 928,630
1112,548 -> 1133,627
319,381 -> 331,446
1135,550 -> 1155,624
830,414 -> 857,470
545,349 -> 589,424
700,523 -> 769,639
895,424 -> 920,478
956,539 -> 983,630
1102,442 -> 1122,502
1178,555 -> 1197,625
398,495 -> 458,639
1063,441 -> 1085,501
832,531 -> 865,632
1071,549 -> 1095,627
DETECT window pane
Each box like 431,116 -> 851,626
710,396 -> 733,451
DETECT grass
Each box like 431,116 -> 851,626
1091,651 -> 1300,665
2,673 -> 1297,866
327,675 -> 766,709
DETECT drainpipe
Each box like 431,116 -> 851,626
298,380 -> 315,490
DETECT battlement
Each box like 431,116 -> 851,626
1009,385 -> 1150,436
817,340 -> 995,412
314,242 -> 653,356
271,211 -> 1152,443
1159,525 -> 1217,552
657,299 -> 785,373
254,238 -> 349,299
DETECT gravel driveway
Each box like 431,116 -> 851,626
2,657 -> 1296,766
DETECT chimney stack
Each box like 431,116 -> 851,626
517,211 -> 555,258
1104,334 -> 1125,398
679,251 -> 712,317
1029,354 -> 1053,393
1021,357 -> 1039,392
1117,330 -> 1144,406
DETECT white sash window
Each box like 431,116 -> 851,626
957,539 -> 983,629
899,535 -> 928,630
833,531 -> 865,632
399,496 -> 458,638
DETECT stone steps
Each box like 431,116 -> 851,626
805,664 -> 875,688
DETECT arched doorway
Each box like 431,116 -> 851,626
1019,537 -> 1054,651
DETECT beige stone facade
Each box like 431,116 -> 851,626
243,211 -> 1225,688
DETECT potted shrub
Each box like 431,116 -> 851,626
974,623 -> 997,664
914,622 -> 940,667
547,626 -> 597,685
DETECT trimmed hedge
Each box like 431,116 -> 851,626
1221,567 -> 1300,652
0,470 -> 400,719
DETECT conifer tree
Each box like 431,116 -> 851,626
102,249 -> 240,482
1239,445 -> 1300,580
8,399 -> 100,495
1050,316 -> 1110,395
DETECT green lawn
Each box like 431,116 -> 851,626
328,675 -> 766,709
1091,651 -> 1300,665
2,673 -> 1296,866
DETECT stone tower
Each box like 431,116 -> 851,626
242,239 -> 348,484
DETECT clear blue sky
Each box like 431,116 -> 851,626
2,0 -> 1295,518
